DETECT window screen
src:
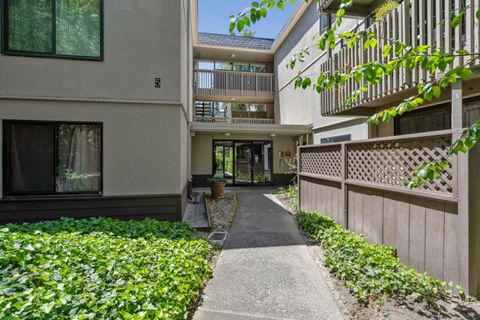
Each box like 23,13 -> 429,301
395,104 -> 451,135
6,122 -> 55,194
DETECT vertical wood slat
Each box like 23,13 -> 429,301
419,0 -> 427,83
454,0 -> 463,67
427,0 -> 434,80
392,8 -> 399,93
411,0 -> 418,84
435,0 -> 444,79
445,0 -> 452,57
425,201 -> 445,279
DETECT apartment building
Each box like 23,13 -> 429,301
0,0 -> 192,222
1,2 -> 479,297
190,1 -> 367,187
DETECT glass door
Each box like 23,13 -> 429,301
213,140 -> 273,185
234,142 -> 253,184
252,142 -> 273,184
213,141 -> 234,184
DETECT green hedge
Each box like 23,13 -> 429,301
0,218 -> 212,319
297,211 -> 449,306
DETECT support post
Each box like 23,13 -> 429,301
341,143 -> 348,228
452,81 -> 463,129
297,146 -> 302,211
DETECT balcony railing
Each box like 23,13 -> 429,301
320,0 -> 480,116
193,116 -> 275,125
193,69 -> 275,99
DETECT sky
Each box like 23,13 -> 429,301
198,0 -> 297,39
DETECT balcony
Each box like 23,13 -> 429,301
319,0 -> 375,16
319,0 -> 480,116
193,116 -> 275,125
193,69 -> 275,102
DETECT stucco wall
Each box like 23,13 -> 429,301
0,0 -> 184,103
191,133 -> 296,175
274,4 -> 369,141
313,118 -> 369,144
0,99 -> 186,196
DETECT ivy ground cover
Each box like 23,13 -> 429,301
297,211 -> 449,307
0,218 -> 213,319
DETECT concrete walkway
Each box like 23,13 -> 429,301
194,188 -> 344,320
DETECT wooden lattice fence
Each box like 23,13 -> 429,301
298,130 -> 480,295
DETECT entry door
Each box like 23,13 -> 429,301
234,142 -> 253,184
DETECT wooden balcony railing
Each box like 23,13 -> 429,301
193,69 -> 275,98
320,0 -> 480,116
193,116 -> 275,125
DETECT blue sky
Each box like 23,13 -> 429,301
198,0 -> 297,39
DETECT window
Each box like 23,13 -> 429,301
3,121 -> 102,196
3,0 -> 103,59
195,60 -> 268,73
320,134 -> 351,144
395,103 -> 451,135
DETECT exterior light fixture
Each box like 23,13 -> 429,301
270,134 -> 276,138
230,53 -> 236,58
224,133 -> 231,136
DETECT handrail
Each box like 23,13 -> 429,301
193,116 -> 275,125
193,69 -> 275,98
318,0 -> 480,116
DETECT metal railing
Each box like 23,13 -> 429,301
320,0 -> 480,115
193,116 -> 275,125
193,69 -> 275,98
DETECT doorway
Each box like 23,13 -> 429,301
213,140 -> 273,185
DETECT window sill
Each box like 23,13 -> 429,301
1,50 -> 103,61
2,194 -> 103,201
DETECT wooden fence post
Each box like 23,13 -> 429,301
297,146 -> 302,211
341,143 -> 348,228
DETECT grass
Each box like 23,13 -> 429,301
0,217 -> 213,319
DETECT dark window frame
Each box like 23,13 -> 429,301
320,134 -> 351,144
1,0 -> 104,61
394,103 -> 451,136
3,120 -> 103,197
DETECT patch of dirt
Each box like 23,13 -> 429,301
275,194 -> 297,213
307,245 -> 480,320
205,192 -> 238,231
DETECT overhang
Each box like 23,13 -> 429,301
190,123 -> 311,136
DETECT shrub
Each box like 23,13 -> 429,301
0,218 -> 212,319
278,184 -> 299,211
297,211 -> 449,307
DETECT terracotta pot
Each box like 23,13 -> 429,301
210,182 -> 225,199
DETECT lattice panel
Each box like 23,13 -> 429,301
300,145 -> 342,178
347,135 -> 454,194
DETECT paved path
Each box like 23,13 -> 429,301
194,188 -> 343,320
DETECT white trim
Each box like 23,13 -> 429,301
312,117 -> 367,132
0,95 -> 184,106
191,122 -> 311,135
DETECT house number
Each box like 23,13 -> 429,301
155,78 -> 161,88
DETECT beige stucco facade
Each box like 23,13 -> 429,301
0,99 -> 187,196
0,0 -> 191,219
274,3 -> 369,141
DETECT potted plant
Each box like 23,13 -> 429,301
208,177 -> 227,199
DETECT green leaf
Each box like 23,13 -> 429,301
383,45 -> 392,58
